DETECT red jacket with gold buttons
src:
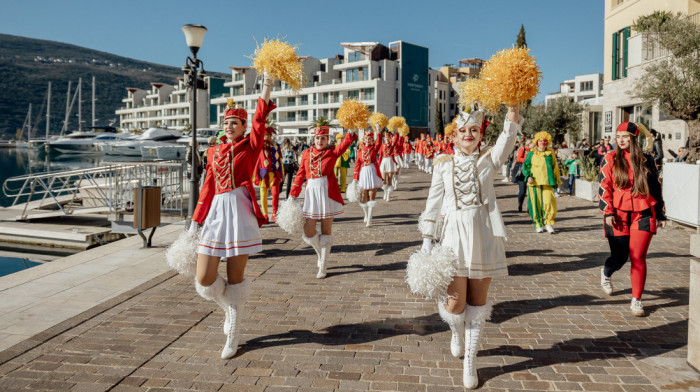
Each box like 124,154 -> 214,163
192,97 -> 276,226
379,132 -> 399,164
290,132 -> 358,205
353,132 -> 383,181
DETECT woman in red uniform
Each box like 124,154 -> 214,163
379,131 -> 399,201
402,136 -> 413,167
598,122 -> 666,317
290,126 -> 357,278
191,76 -> 275,359
352,130 -> 384,226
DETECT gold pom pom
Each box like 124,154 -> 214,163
457,78 -> 500,113
336,99 -> 370,130
399,124 -> 410,137
226,98 -> 236,108
252,38 -> 305,91
444,123 -> 456,137
387,116 -> 406,133
480,47 -> 542,107
369,112 -> 388,131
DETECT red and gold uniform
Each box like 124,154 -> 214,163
353,131 -> 383,188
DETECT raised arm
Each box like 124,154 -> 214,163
331,131 -> 357,158
490,106 -> 523,167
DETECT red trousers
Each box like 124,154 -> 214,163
603,208 -> 656,299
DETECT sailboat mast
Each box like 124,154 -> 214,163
78,77 -> 82,132
92,76 -> 96,127
64,80 -> 71,133
46,82 -> 51,140
27,103 -> 32,139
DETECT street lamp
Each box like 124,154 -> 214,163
181,24 -> 207,227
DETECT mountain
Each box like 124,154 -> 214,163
0,34 -> 228,139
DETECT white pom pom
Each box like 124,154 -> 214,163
405,244 -> 458,301
346,180 -> 360,203
277,198 -> 305,234
165,224 -> 200,277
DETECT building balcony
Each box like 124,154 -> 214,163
333,59 -> 371,71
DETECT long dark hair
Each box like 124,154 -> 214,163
613,134 -> 649,196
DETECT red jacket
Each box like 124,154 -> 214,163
192,97 -> 275,227
598,150 -> 666,220
290,132 -> 358,205
353,132 -> 383,181
403,141 -> 413,154
424,141 -> 435,159
516,146 -> 530,163
379,133 -> 399,164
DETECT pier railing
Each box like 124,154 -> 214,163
2,161 -> 188,220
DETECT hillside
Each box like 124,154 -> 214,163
0,34 -> 228,138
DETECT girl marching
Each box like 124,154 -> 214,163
599,122 -> 666,316
353,128 -> 384,226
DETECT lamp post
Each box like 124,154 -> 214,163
181,24 -> 207,228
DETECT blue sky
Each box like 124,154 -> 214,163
0,0 -> 603,103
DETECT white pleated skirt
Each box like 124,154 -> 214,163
379,157 -> 397,173
440,205 -> 507,279
198,187 -> 262,258
358,164 -> 383,190
302,177 -> 343,219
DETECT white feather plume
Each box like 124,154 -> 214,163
277,198 -> 305,234
405,244 -> 458,301
346,180 -> 361,203
165,224 -> 200,277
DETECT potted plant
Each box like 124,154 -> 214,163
574,155 -> 600,202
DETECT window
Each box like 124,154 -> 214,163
347,90 -> 360,100
612,27 -> 630,80
287,112 -> 296,121
364,88 -> 375,100
331,91 -> 339,103
348,51 -> 363,62
362,67 -> 368,81
580,81 -> 594,91
300,95 -> 308,105
633,105 -> 652,129
378,66 -> 382,79
395,88 -> 399,102
320,64 -> 326,72
300,111 -> 308,121
287,97 -> 296,106
321,92 -> 329,104
346,69 -> 360,82
234,73 -> 243,81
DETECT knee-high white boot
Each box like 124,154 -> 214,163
302,233 -> 322,267
463,301 -> 492,389
359,202 -> 369,223
195,275 -> 230,334
393,174 -> 399,190
366,200 -> 377,227
318,234 -> 334,279
221,278 -> 252,359
385,185 -> 393,202
438,301 -> 466,358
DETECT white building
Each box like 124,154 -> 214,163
210,41 -> 432,140
545,73 -> 603,106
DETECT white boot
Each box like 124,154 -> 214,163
366,200 -> 377,227
392,174 -> 399,190
438,302 -> 466,358
195,275 -> 230,334
463,301 -> 492,389
318,234 -> 334,279
385,185 -> 393,202
302,233 -> 322,269
221,278 -> 251,359
359,202 -> 368,223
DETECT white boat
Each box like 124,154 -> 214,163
176,128 -> 222,153
105,127 -> 182,156
46,127 -> 131,154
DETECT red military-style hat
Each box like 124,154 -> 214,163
616,122 -> 639,137
224,98 -> 247,122
314,126 -> 330,136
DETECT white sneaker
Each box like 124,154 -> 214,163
600,268 -> 613,295
630,298 -> 645,317
545,225 -> 555,234
535,227 -> 544,233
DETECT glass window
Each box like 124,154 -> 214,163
362,67 -> 368,81
288,112 -> 296,121
300,95 -> 308,105
347,90 -> 360,100
234,73 -> 243,81
287,97 -> 296,106
364,88 -> 375,100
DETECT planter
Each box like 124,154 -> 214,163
663,162 -> 700,227
574,179 -> 600,202
690,255 -> 700,371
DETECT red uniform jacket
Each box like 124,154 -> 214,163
598,150 -> 665,220
424,141 -> 435,159
446,142 -> 454,155
353,132 -> 383,181
402,141 -> 413,155
416,139 -> 425,154
379,133 -> 399,164
192,97 -> 275,227
290,132 -> 358,205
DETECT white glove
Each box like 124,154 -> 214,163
421,238 -> 433,253
187,221 -> 200,233
288,196 -> 296,202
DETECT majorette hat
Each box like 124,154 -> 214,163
314,126 -> 330,136
265,126 -> 276,135
616,122 -> 639,137
224,98 -> 247,122
420,133 -> 425,138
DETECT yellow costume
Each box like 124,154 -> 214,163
521,132 -> 561,229
334,134 -> 351,192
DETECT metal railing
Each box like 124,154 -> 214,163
3,161 -> 188,220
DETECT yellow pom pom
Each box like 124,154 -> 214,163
336,99 -> 370,130
226,98 -> 235,108
369,112 -> 388,131
399,124 -> 410,137
457,77 -> 500,113
252,38 -> 305,91
480,47 -> 542,107
387,116 -> 406,133
444,123 -> 456,137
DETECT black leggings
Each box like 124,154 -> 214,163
283,164 -> 295,198
517,180 -> 527,209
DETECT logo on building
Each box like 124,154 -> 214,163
412,74 -> 419,82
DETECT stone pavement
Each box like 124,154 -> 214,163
0,166 -> 697,391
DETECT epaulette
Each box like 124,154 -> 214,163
479,147 -> 493,158
434,155 -> 453,165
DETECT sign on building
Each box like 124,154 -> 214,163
604,111 -> 612,132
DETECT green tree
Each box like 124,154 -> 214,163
524,98 -> 582,147
516,24 -> 527,48
435,105 -> 444,135
631,11 -> 700,162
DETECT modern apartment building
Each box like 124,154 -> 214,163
603,0 -> 700,152
209,41 -> 432,140
545,73 -> 603,106
437,58 -> 485,126
115,77 -> 227,131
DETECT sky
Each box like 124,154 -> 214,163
0,0 -> 604,103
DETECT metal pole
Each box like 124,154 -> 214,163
92,76 -> 96,127
46,82 -> 51,140
78,77 -> 82,132
187,56 -> 200,225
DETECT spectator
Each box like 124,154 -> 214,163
650,129 -> 664,170
564,151 -> 581,194
185,140 -> 203,182
675,147 -> 689,162
281,139 -> 298,198
576,138 -> 589,149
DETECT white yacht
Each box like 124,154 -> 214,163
105,127 -> 182,157
176,128 -> 222,153
46,127 -> 131,154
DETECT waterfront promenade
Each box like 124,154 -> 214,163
0,167 -> 697,391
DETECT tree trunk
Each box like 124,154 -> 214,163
687,119 -> 700,164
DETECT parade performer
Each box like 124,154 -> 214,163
402,135 -> 413,168
392,124 -> 409,190
423,136 -> 435,174
290,101 -> 362,278
190,76 -> 274,360
253,127 -> 284,222
521,131 -> 561,233
334,133 -> 351,192
352,129 -> 384,226
416,134 -> 426,171
599,122 -> 665,317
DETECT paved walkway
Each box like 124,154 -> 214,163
0,167 -> 697,391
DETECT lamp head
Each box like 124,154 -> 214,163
181,24 -> 207,56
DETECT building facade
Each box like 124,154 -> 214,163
603,0 -> 700,152
545,73 -> 603,106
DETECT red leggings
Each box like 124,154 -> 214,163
603,209 -> 656,299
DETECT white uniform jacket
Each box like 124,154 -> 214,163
419,116 -> 524,240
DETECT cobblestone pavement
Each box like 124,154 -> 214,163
0,167 -> 697,391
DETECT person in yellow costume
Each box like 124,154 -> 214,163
521,131 -> 561,233
253,128 -> 284,222
334,133 -> 351,192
